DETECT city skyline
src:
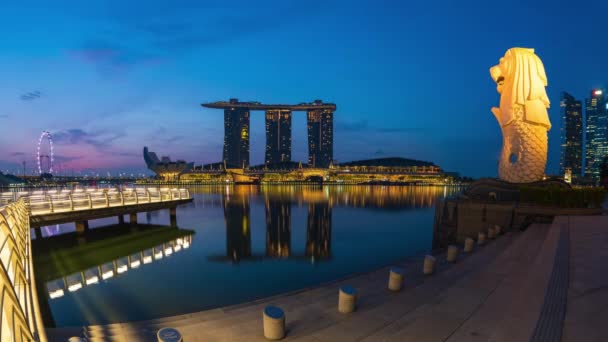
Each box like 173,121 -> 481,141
3,1 -> 608,177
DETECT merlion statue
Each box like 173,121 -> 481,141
490,48 -> 551,183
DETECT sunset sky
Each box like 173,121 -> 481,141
1,0 -> 607,177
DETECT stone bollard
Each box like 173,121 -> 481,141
338,285 -> 357,313
494,225 -> 502,236
478,232 -> 487,245
423,255 -> 436,275
446,245 -> 459,263
488,226 -> 496,239
388,267 -> 404,291
263,306 -> 286,340
464,237 -> 475,253
157,327 -> 183,342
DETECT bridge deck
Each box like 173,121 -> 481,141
2,187 -> 192,227
30,199 -> 192,227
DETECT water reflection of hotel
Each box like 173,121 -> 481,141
306,202 -> 332,259
265,197 -> 291,258
223,189 -> 251,261
222,191 -> 333,262
46,235 -> 193,300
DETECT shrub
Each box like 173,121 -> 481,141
519,186 -> 606,208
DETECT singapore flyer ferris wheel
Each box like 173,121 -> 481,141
37,131 -> 54,175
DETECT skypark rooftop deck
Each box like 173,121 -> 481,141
202,99 -> 336,111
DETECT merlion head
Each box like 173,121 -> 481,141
489,48 -> 550,109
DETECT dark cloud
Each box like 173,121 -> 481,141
0,115 -> 8,119
20,90 -> 41,101
70,40 -> 165,75
52,129 -> 125,150
10,152 -> 25,157
374,149 -> 385,156
71,1 -> 324,75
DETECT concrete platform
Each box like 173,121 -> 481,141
46,215 -> 608,342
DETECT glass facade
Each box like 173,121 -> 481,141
585,89 -> 607,180
559,92 -> 583,178
265,110 -> 292,164
307,107 -> 334,168
223,104 -> 250,168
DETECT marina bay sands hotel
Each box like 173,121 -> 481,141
202,99 -> 336,168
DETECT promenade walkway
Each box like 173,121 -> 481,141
0,187 -> 193,341
46,215 -> 607,342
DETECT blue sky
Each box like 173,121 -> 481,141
1,0 -> 607,177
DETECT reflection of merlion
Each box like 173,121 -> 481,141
490,48 -> 551,183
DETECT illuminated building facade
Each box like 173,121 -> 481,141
223,99 -> 250,168
559,92 -> 583,178
203,99 -> 336,168
585,89 -> 607,179
307,103 -> 334,168
265,110 -> 292,164
143,147 -> 194,181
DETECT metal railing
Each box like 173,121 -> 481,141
0,199 -> 47,341
1,187 -> 190,216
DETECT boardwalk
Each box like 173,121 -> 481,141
46,215 -> 608,341
1,187 -> 192,231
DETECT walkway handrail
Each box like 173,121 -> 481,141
1,187 -> 192,216
0,199 -> 47,341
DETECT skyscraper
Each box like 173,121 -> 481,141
560,92 -> 583,178
307,101 -> 334,168
203,99 -> 336,168
222,99 -> 250,168
265,109 -> 292,164
585,89 -> 607,179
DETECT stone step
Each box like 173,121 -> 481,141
308,229 -> 525,341
444,222 -> 561,342
366,224 -> 551,342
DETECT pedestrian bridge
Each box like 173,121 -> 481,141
2,187 -> 192,235
2,187 -> 190,215
0,187 -> 193,341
